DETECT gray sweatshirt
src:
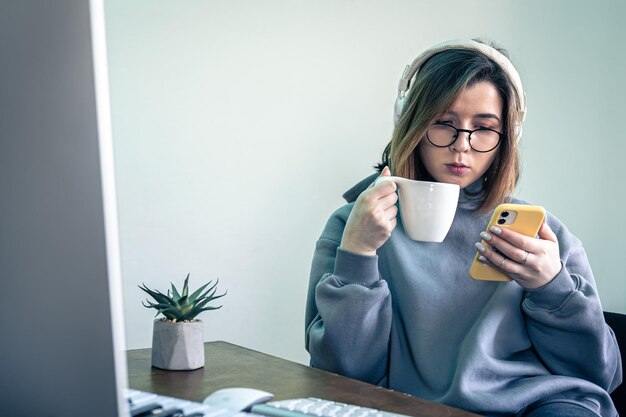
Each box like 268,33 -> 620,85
305,174 -> 622,417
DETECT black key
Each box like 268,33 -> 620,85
131,403 -> 163,417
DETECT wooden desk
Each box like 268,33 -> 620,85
127,341 -> 480,417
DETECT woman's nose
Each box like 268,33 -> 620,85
451,131 -> 471,152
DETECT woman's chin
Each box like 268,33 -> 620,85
433,174 -> 474,189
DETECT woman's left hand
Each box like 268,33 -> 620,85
475,222 -> 562,289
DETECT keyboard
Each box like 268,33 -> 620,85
251,397 -> 410,417
126,390 -> 412,417
126,389 -> 245,417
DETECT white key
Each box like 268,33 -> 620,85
129,393 -> 159,408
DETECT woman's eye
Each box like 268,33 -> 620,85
436,120 -> 454,125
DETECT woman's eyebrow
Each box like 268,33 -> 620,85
438,111 -> 457,120
474,113 -> 501,122
440,112 -> 501,123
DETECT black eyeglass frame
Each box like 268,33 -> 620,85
426,123 -> 504,153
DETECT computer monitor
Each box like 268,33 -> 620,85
0,1 -> 128,416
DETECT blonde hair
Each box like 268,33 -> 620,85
378,41 -> 523,213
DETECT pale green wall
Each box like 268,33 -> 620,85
105,0 -> 625,364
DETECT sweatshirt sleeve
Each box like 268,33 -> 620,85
305,204 -> 392,384
522,216 -> 622,393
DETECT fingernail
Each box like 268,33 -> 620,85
490,226 -> 502,235
479,231 -> 492,241
478,255 -> 487,263
474,242 -> 486,253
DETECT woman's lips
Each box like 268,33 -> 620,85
445,163 -> 470,176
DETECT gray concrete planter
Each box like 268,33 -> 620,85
151,318 -> 205,370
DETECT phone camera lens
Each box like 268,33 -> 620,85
497,218 -> 506,225
501,211 -> 509,217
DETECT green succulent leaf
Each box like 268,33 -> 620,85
139,284 -> 174,305
178,295 -> 189,307
188,282 -> 211,303
170,283 -> 181,302
186,305 -> 222,320
197,305 -> 223,313
182,273 -> 190,298
160,306 -> 184,320
143,301 -> 174,310
195,293 -> 224,310
197,279 -> 226,302
161,310 -> 178,320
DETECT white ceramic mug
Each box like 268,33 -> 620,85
375,176 -> 460,242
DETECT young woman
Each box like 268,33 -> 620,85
305,39 -> 621,417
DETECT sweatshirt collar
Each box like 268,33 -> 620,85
458,176 -> 487,210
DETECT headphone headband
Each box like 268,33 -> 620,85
394,39 -> 527,141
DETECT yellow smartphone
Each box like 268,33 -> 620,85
469,203 -> 546,281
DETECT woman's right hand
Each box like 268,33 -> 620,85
340,166 -> 399,256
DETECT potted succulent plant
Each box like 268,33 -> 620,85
139,274 -> 226,370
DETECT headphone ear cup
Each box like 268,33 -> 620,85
394,96 -> 407,126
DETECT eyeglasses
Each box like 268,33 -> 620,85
426,123 -> 503,153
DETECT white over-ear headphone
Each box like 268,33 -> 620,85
393,39 -> 527,142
